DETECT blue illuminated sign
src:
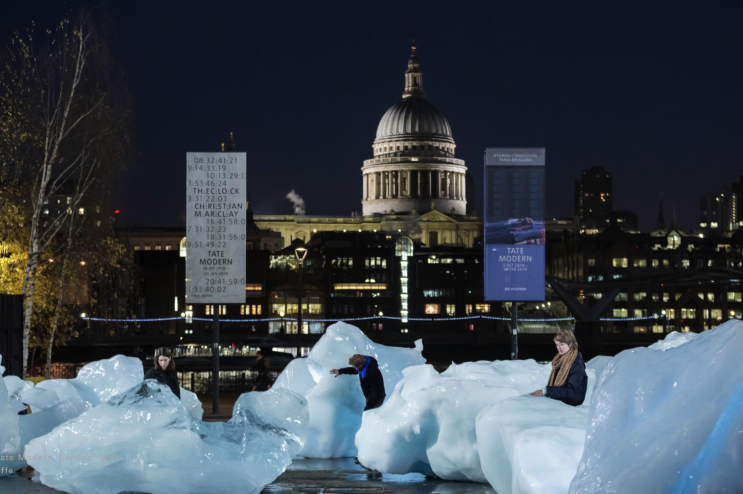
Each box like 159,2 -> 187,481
484,148 -> 546,301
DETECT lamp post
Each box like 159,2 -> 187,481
295,246 -> 308,357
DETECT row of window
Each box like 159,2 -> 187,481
612,308 -> 741,320
424,303 -> 492,316
612,292 -> 743,303
134,244 -> 176,251
427,256 -> 469,264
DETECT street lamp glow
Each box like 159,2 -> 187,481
294,247 -> 308,262
80,313 -> 86,318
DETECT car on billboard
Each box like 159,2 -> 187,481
485,218 -> 545,245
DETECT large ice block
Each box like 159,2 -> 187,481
0,357 -> 22,476
356,358 -> 595,482
271,322 -> 426,458
569,320 -> 743,494
25,382 -> 309,494
477,396 -> 589,494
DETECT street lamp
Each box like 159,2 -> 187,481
295,246 -> 308,357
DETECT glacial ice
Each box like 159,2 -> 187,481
356,359 -> 596,482
35,355 -> 144,413
0,356 -> 22,476
271,321 -> 426,458
357,326 -> 738,494
569,320 -> 743,494
647,329 -> 699,351
1,354 -> 204,474
25,382 -> 309,494
477,396 -> 589,494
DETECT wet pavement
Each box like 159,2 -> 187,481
0,458 -> 496,493
262,458 -> 496,493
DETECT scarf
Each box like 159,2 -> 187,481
547,348 -> 578,388
358,356 -> 371,378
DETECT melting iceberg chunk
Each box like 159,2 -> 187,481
271,322 -> 426,458
25,382 -> 308,494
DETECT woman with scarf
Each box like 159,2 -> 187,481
530,330 -> 587,406
330,354 -> 386,411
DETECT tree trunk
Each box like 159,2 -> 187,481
22,246 -> 40,377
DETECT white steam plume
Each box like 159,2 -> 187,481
286,189 -> 306,215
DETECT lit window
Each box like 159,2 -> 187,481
144,245 -> 151,251
155,244 -> 162,251
425,304 -> 440,315
475,304 -> 490,313
78,208 -> 85,215
587,258 -> 596,267
134,245 -> 140,251
334,283 -> 387,290
446,304 -> 456,316
633,259 -> 647,268
612,258 -> 628,268
206,305 -> 214,315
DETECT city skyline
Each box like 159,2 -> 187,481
3,1 -> 743,232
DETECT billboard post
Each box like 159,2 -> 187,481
484,148 -> 546,359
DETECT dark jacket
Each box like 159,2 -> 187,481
252,357 -> 271,391
338,356 -> 386,411
545,352 -> 588,406
144,367 -> 181,399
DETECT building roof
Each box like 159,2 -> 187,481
374,41 -> 454,144
375,97 -> 453,142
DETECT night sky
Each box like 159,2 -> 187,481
3,1 -> 743,231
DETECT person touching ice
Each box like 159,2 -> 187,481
330,354 -> 386,411
530,330 -> 587,406
144,347 -> 181,399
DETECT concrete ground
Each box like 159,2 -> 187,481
0,458 -> 497,493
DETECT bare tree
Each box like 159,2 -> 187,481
1,11 -> 129,376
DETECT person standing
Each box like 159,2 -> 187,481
144,347 -> 181,399
330,354 -> 386,411
530,330 -> 587,406
251,350 -> 271,391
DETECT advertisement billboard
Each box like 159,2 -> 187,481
484,148 -> 545,301
186,152 -> 247,304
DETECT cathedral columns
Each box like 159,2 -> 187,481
363,174 -> 368,200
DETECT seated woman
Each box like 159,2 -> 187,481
530,330 -> 587,406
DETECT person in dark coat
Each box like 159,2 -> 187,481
330,354 -> 386,411
530,330 -> 588,406
144,347 -> 180,399
251,350 -> 271,392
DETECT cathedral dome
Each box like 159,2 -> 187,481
375,97 -> 453,142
